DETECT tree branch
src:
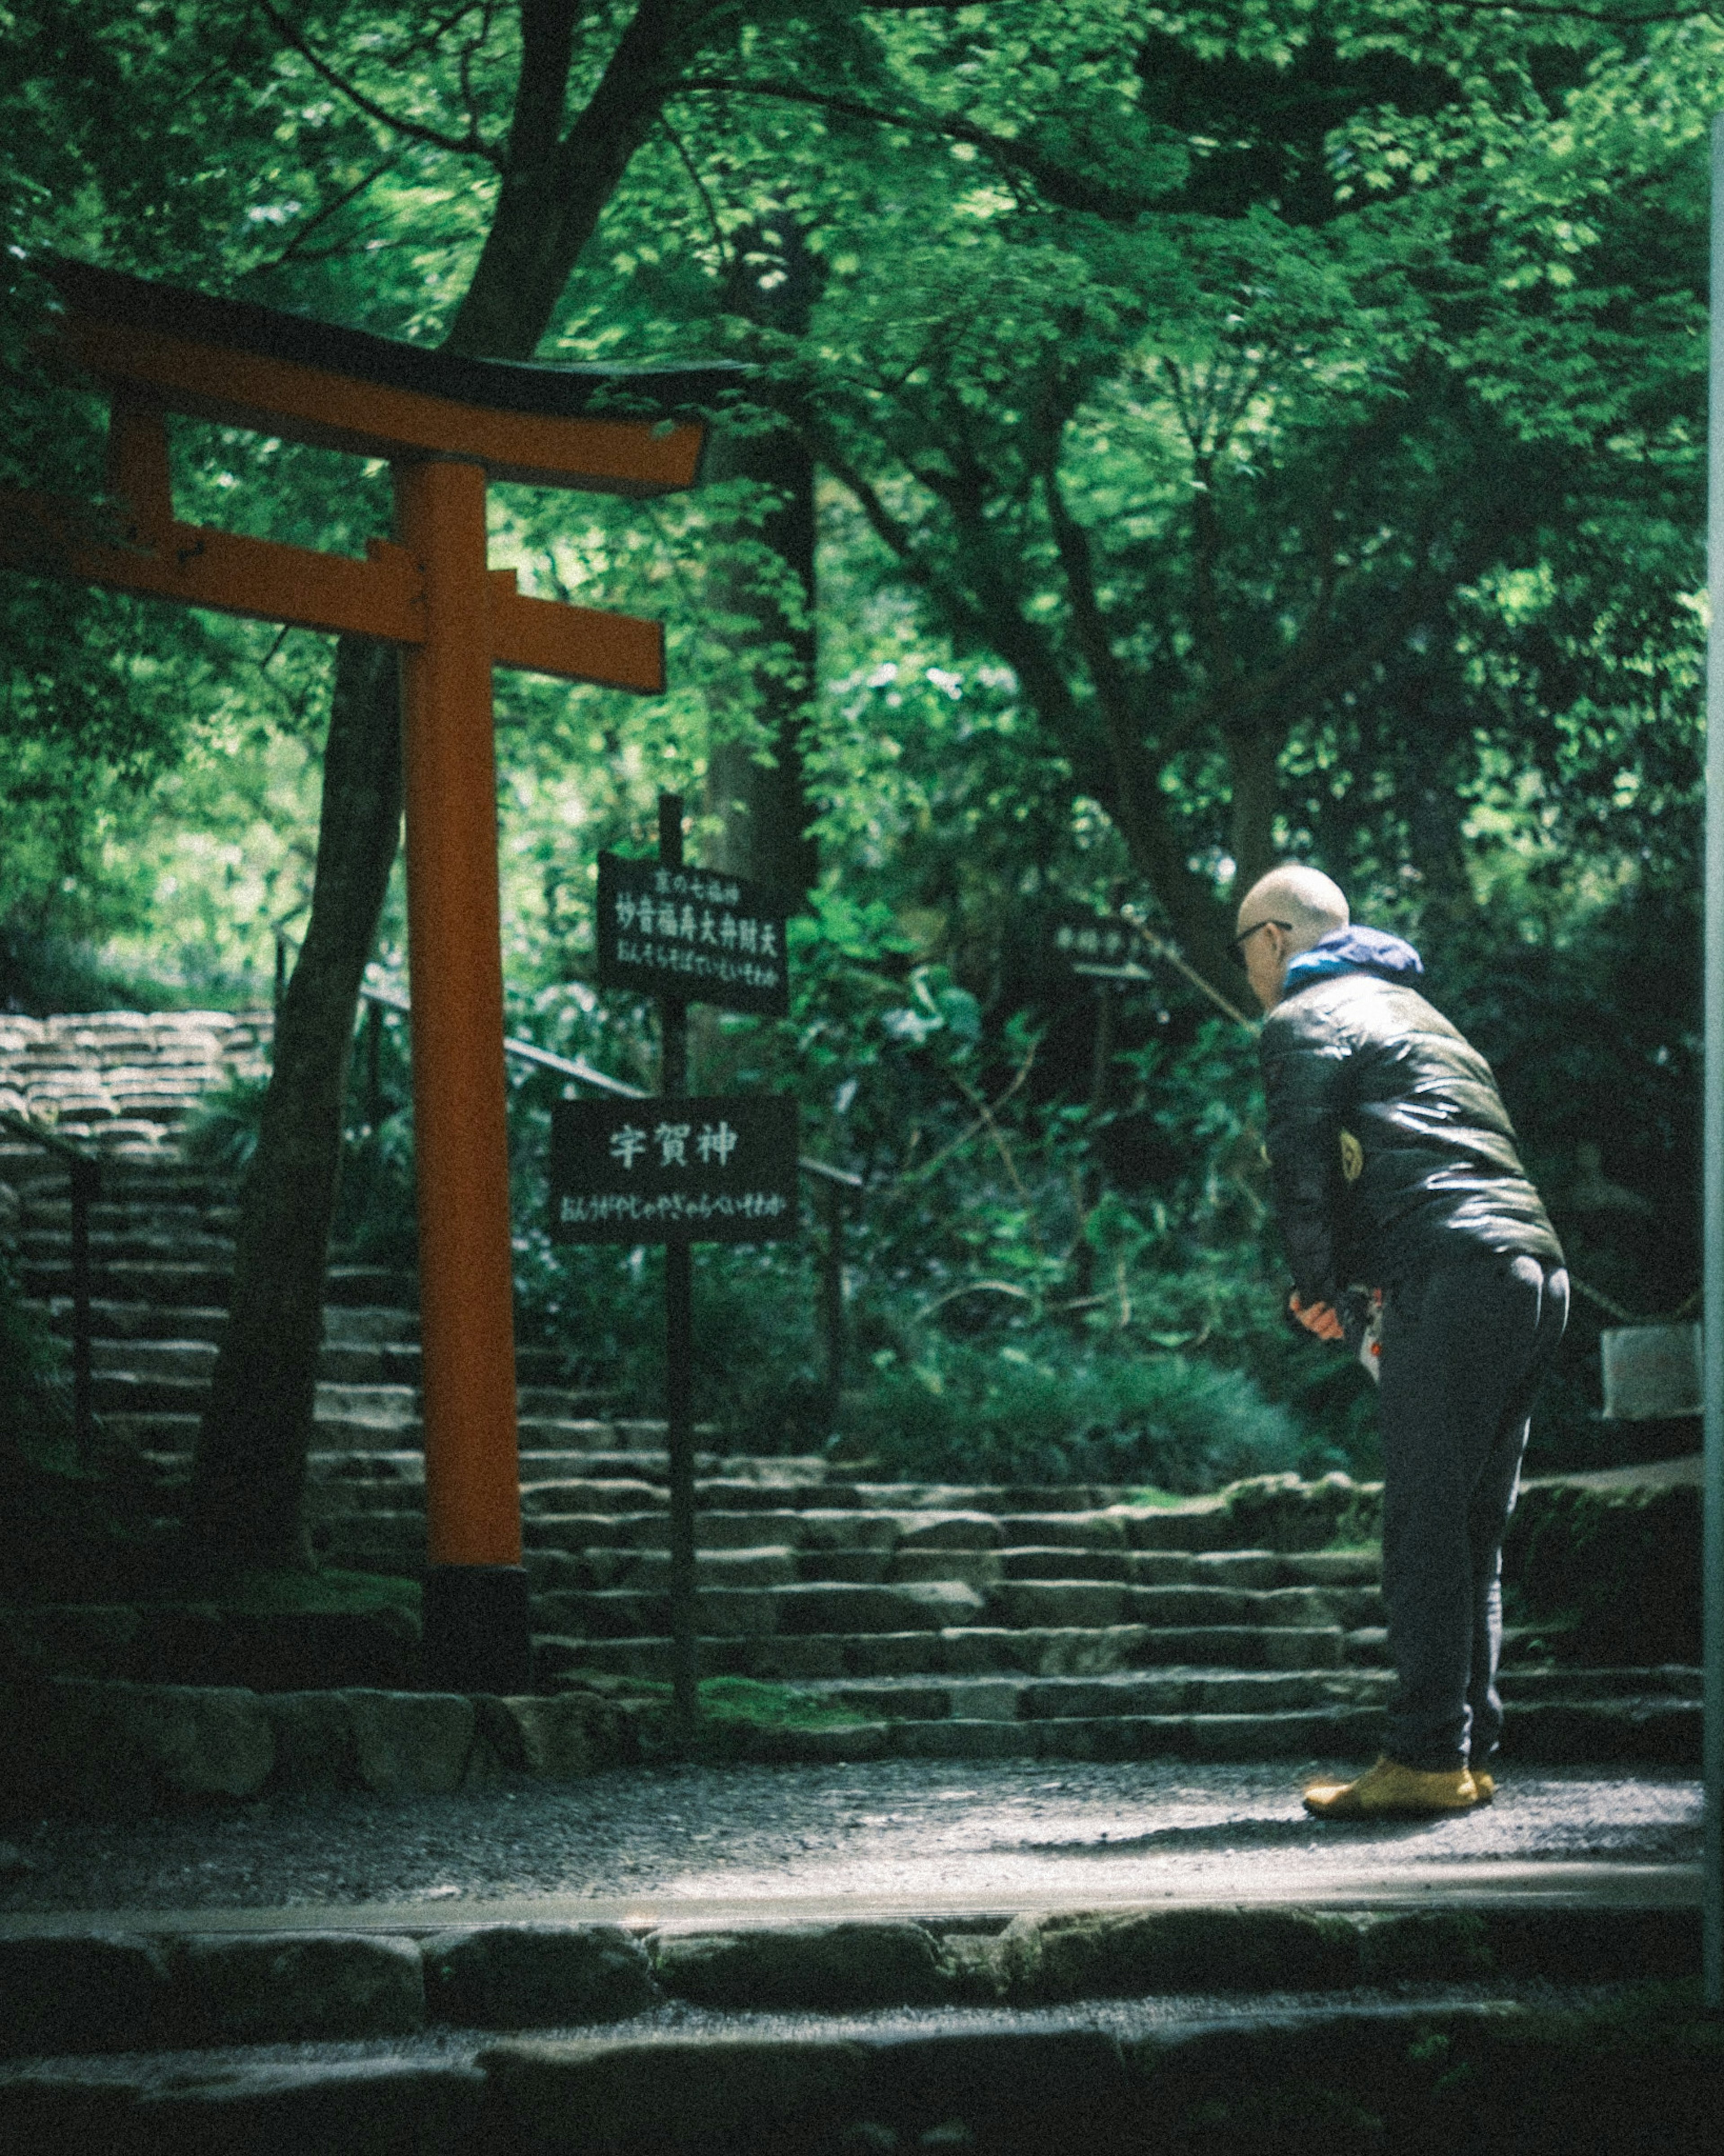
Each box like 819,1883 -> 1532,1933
1189,454 -> 1236,701
506,0 -> 581,171
255,0 -> 498,163
377,2 -> 495,71
443,0 -> 707,356
821,446 -> 983,625
671,76 -> 1168,221
1038,434 -> 1173,876
234,153 -> 404,278
658,114 -> 730,271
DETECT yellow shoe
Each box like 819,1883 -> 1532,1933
1302,1755 -> 1481,1818
1471,1771 -> 1495,1805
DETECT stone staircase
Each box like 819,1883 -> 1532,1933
0,1017 -> 1702,1766
0,1909 -> 1709,2156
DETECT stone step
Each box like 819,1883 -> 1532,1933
52,1319 -> 582,1395
86,1337 -> 417,1384
125,1416 -> 629,1463
799,1669 -> 1413,1723
316,1495 -> 1379,1565
32,1300 -> 419,1351
543,1582 -> 997,1639
17,1226 -> 238,1265
31,1297 -> 230,1345
869,1668 -> 1393,1720
101,1375 -> 375,1419
505,1542 -> 1381,1619
1491,1663 -> 1705,1701
517,1504 -> 986,1548
103,1414 -> 203,1455
0,1916 -> 1703,2156
81,1373 -> 598,1428
18,1259 -> 237,1305
532,1621 -> 1357,1679
539,1504 -> 1375,1578
320,1497 -> 1078,1547
321,1304 -> 422,1345
864,1700 -> 1702,1764
515,1479 -> 1142,1515
18,1259 -> 415,1308
304,1447 -> 675,1489
69,1168 -> 233,1199
101,1377 -> 427,1423
578,1663 -> 1702,1729
21,1196 -> 239,1231
88,1338 -> 220,1380
8,1171 -> 231,1210
871,1706 -> 1394,1762
117,1414 -> 382,1458
0,1603 -> 422,1691
519,1574 -> 1360,1637
298,1487 -> 1383,1575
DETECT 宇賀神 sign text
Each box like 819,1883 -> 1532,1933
549,1093 -> 798,1244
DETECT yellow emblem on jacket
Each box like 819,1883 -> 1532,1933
1338,1129 -> 1364,1183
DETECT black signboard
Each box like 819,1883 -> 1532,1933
597,851 -> 789,1017
1047,908 -> 1134,975
550,1093 -> 798,1244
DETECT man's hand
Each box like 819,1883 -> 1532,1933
1289,1292 -> 1345,1342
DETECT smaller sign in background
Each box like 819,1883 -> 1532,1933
1046,907 -> 1135,977
597,852 -> 790,1017
550,1093 -> 798,1243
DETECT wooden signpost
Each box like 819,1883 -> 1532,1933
0,257 -> 732,1692
550,792 -> 799,1738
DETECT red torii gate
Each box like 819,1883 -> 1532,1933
0,258 -> 723,1688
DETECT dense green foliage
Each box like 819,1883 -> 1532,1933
3,2 -> 1717,1486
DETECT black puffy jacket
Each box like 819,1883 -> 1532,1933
1258,928 -> 1564,1304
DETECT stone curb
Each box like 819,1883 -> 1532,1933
0,1681 -> 644,1817
1,1677 -> 1699,1820
3,1991 -> 1719,2154
0,1903 -> 1700,2059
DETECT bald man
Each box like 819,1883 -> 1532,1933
1237,866 -> 1567,1816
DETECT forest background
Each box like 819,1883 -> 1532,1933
1,0 -> 1716,1564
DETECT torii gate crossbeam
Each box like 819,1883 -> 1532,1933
0,259 -> 729,1691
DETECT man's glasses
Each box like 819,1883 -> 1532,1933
1229,918 -> 1291,971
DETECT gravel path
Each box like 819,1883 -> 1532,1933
0,1760 -> 1700,1916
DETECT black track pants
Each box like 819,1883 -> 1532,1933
1377,1255 -> 1569,1772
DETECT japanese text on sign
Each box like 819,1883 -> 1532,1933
550,1093 -> 799,1245
557,1190 -> 790,1228
1052,916 -> 1131,964
597,852 -> 789,1017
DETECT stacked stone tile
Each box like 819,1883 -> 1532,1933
0,1009 -> 272,1157
0,1013 -> 1702,1766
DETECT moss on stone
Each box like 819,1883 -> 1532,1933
1506,1479 -> 1699,1663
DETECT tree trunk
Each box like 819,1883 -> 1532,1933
701,426 -> 818,897
184,637 -> 402,1568
703,216 -> 819,902
1224,719 -> 1282,903
180,4 -> 699,1566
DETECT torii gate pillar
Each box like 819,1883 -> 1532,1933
0,259 -> 725,1692
395,457 -> 526,1671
